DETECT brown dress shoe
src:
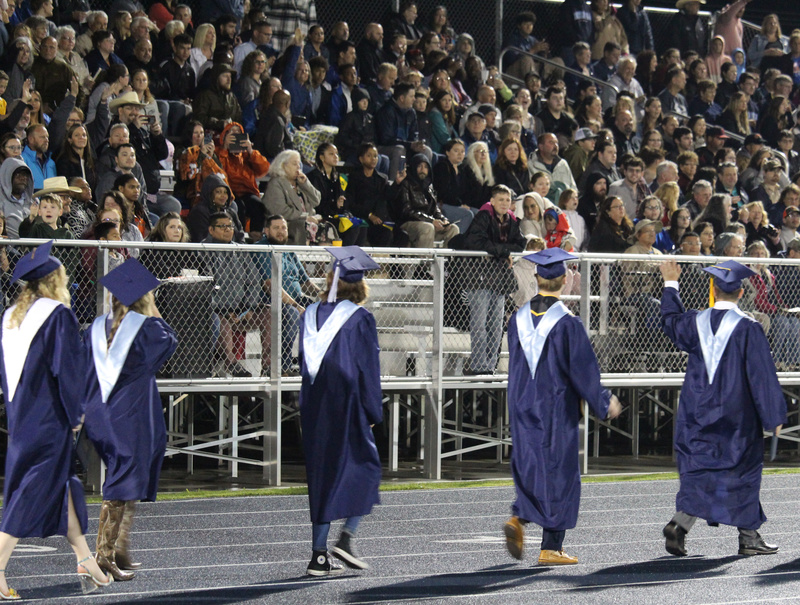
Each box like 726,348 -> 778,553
538,549 -> 579,565
503,516 -> 524,560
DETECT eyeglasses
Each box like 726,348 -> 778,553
102,218 -> 120,224
609,204 -> 625,210
214,224 -> 234,231
255,59 -> 266,64
644,205 -> 661,211
475,149 -> 488,155
4,145 -> 21,151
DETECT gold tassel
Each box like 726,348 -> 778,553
709,277 -> 715,308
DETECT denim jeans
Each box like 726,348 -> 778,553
467,289 -> 505,373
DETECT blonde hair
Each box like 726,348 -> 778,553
38,193 -> 62,210
320,272 -> 369,304
7,265 -> 69,329
744,200 -> 768,229
193,23 -> 216,51
108,292 -> 153,345
654,181 -> 680,218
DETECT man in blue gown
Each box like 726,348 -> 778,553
504,248 -> 621,566
659,259 -> 786,557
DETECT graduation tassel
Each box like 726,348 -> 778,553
709,277 -> 715,308
327,264 -> 341,303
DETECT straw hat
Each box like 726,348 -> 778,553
34,176 -> 82,197
109,91 -> 146,111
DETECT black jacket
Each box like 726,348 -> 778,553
334,109 -> 376,163
432,159 -> 466,208
345,168 -> 398,222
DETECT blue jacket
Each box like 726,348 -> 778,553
375,98 -> 418,148
280,45 -> 312,118
21,145 -> 56,190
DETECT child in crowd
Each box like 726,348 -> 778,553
543,207 -> 574,252
558,189 -> 587,251
28,195 -> 74,240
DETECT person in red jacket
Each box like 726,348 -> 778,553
216,121 -> 270,238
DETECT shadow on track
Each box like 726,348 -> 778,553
346,564 -> 551,602
755,557 -> 800,586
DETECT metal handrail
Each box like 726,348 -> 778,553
498,47 -> 620,95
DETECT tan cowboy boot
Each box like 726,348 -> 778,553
115,501 -> 142,570
95,500 -> 135,581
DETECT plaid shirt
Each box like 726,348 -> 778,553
266,0 -> 317,52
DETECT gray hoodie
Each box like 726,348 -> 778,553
0,157 -> 34,239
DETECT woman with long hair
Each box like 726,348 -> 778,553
719,91 -> 751,137
635,50 -> 657,96
111,10 -> 132,50
56,124 -> 98,191
639,97 -> 662,136
462,141 -> 495,210
84,259 -> 177,581
237,50 -> 267,108
0,243 -> 113,598
428,90 -> 459,153
687,114 -> 707,149
748,13 -> 789,69
190,23 -> 216,80
654,181 -> 680,222
693,193 -> 731,236
308,143 -> 364,246
694,220 -> 715,255
27,90 -> 48,126
0,133 -> 22,161
744,200 -> 781,256
432,138 -> 475,233
130,68 -> 161,126
685,58 -> 709,101
575,94 -> 603,128
493,137 -> 530,197
426,5 -> 455,51
587,196 -> 634,252
657,206 -> 691,253
758,96 -> 793,148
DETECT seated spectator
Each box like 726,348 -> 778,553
189,23 -> 215,81
432,139 -> 474,234
204,211 -> 269,378
0,158 -> 33,238
536,87 -> 577,147
587,195 -> 633,252
777,130 -> 800,179
428,90 -> 458,154
577,172 -> 609,234
175,120 -> 226,207
307,56 -> 333,125
216,121 -> 270,237
21,123 -> 55,190
529,133 -> 577,194
609,155 -> 648,218
329,63 -> 361,127
186,174 -> 244,244
375,82 -> 429,181
254,88 -> 294,164
396,154 -> 458,247
543,206 -> 577,251
718,92 -> 751,138
65,177 -> 96,237
458,184 -> 526,374
233,20 -> 274,73
55,124 -> 97,192
602,56 -> 644,115
158,33 -> 195,130
502,11 -> 549,81
657,206 -> 691,253
676,151 -> 700,195
280,37 -> 313,122
610,108 -> 641,160
193,63 -> 241,134
768,184 -> 800,229
93,190 -> 144,255
367,62 -> 396,115
683,179 -> 712,220
263,150 -> 322,245
96,143 -> 149,215
751,158 -> 783,215
139,211 -> 196,279
85,30 -> 125,75
493,137 -> 530,198
579,139 -> 620,189
334,87 -> 379,167
308,143 -> 366,246
758,96 -> 793,149
76,11 -> 109,57
26,193 -> 73,239
563,128 -> 597,186
113,172 -> 152,237
656,66 -> 688,117
413,89 -> 432,146
693,192 -> 731,238
345,143 -> 404,247
778,205 -> 800,253
461,110 -> 497,164
255,215 -> 322,375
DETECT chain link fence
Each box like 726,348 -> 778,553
0,240 -> 798,381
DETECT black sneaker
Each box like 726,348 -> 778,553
332,531 -> 369,570
227,362 -> 252,378
306,550 -> 345,577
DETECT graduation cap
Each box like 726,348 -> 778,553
11,240 -> 62,285
325,246 -> 380,302
523,248 -> 578,279
702,260 -> 756,293
99,258 -> 161,306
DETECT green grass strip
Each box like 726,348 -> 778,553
77,467 -> 800,503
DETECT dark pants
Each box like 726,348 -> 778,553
541,529 -> 566,551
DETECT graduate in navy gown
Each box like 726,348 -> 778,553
503,248 -> 622,566
0,241 -> 113,599
299,246 -> 383,577
659,259 -> 786,557
83,259 -> 177,582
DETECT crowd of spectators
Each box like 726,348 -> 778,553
1,0 -> 800,374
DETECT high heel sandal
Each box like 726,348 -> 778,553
0,570 -> 20,601
77,556 -> 114,595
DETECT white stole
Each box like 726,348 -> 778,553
515,301 -> 570,378
1,298 -> 62,401
695,307 -> 747,384
303,300 -> 360,384
91,311 -> 147,403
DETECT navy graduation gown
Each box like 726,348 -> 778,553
83,316 -> 177,502
299,300 -> 383,524
507,296 -> 611,530
661,287 -> 786,529
0,304 -> 89,538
